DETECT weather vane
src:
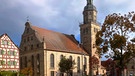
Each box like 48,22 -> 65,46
27,16 -> 29,22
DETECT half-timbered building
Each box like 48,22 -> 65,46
0,33 -> 19,71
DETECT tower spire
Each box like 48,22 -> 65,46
87,0 -> 93,5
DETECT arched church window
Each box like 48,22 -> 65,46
84,57 -> 87,69
25,56 -> 27,67
69,56 -> 72,60
86,28 -> 88,34
31,55 -> 34,69
77,56 -> 80,72
37,54 -> 40,74
50,54 -> 54,68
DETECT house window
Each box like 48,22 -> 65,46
31,36 -> 33,41
27,37 -> 29,42
2,40 -> 4,45
0,50 -> 5,55
37,44 -> 39,48
31,45 -> 33,50
77,56 -> 80,72
7,41 -> 10,45
8,51 -> 16,56
50,71 -> 54,76
24,47 -> 27,51
8,61 -> 16,66
2,40 -> 8,45
1,60 -> 5,65
26,28 -> 29,33
50,54 -> 54,68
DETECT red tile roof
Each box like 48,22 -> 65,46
30,23 -> 87,54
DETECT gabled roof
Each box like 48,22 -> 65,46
0,33 -> 19,49
28,22 -> 87,54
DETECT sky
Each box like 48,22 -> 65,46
0,0 -> 135,47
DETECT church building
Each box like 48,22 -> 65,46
19,0 -> 103,76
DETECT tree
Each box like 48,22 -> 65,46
20,67 -> 33,76
91,55 -> 99,75
58,56 -> 75,76
96,12 -> 135,76
0,71 -> 17,76
104,59 -> 116,76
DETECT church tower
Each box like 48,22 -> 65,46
80,0 -> 100,56
80,0 -> 101,75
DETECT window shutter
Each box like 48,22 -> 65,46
1,50 -> 5,55
8,61 -> 11,66
1,60 -> 5,65
8,51 -> 10,55
13,51 -> 17,56
13,61 -> 16,65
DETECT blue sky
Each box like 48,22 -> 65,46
0,0 -> 135,47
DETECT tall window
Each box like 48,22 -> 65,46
31,55 -> 34,69
69,56 -> 73,76
31,44 -> 33,50
37,54 -> 40,74
50,71 -> 54,76
50,54 -> 54,68
24,46 -> 27,51
25,56 -> 27,67
20,57 -> 22,69
77,56 -> 80,72
69,56 -> 72,60
84,57 -> 87,70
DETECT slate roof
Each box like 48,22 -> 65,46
28,22 -> 87,54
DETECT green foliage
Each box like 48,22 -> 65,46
58,56 -> 75,73
0,71 -> 17,76
20,67 -> 33,76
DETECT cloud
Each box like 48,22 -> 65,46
0,0 -> 135,46
95,0 -> 135,23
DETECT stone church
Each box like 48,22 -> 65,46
19,0 -> 103,76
